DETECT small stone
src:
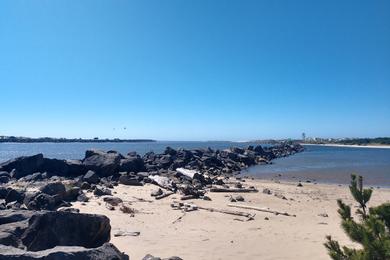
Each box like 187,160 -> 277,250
264,217 -> 269,220
151,188 -> 163,197
263,188 -> 272,195
235,195 -> 245,202
297,183 -> 303,187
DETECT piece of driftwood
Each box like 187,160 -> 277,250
172,212 -> 186,224
114,231 -> 140,237
197,206 -> 255,220
176,168 -> 200,180
209,187 -> 258,193
149,175 -> 175,191
180,195 -> 197,200
227,204 -> 296,217
155,191 -> 174,200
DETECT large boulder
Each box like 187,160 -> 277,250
0,154 -> 44,179
0,210 -> 35,248
40,159 -> 86,177
39,182 -> 66,198
0,243 -> 129,260
83,150 -> 121,177
119,157 -> 145,173
21,211 -> 111,251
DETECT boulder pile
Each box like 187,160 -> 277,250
0,142 -> 303,258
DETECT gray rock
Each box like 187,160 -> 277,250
93,187 -> 112,197
102,196 -> 123,206
21,211 -> 111,251
119,157 -> 145,173
83,150 -> 121,177
5,189 -> 24,204
0,243 -> 129,260
0,154 -> 44,179
39,182 -> 66,198
119,175 -> 143,186
83,171 -> 99,184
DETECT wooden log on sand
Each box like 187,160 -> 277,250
197,206 -> 255,220
227,204 -> 296,217
176,168 -> 200,179
209,187 -> 258,193
149,175 -> 175,191
155,191 -> 174,200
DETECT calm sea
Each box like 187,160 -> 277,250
0,142 -> 389,186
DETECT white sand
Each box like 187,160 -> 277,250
73,180 -> 390,260
302,143 -> 390,149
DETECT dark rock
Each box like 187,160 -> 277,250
263,188 -> 272,195
235,195 -> 245,202
118,175 -> 143,186
0,154 -> 44,179
39,182 -> 66,198
83,150 -> 121,177
80,182 -> 91,190
164,147 -> 177,156
297,183 -> 303,187
26,194 -> 57,211
119,157 -> 145,173
77,194 -> 89,202
21,211 -> 111,251
93,186 -> 112,197
102,196 -> 123,206
20,172 -> 43,182
57,207 -> 80,213
83,170 -> 99,184
0,243 -> 129,260
0,175 -> 10,183
5,189 -> 24,204
0,187 -> 9,199
64,187 -> 81,201
150,188 -> 163,197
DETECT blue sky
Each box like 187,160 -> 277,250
0,0 -> 389,141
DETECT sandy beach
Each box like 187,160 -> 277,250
302,143 -> 390,149
73,178 -> 390,260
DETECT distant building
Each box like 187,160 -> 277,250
302,132 -> 306,141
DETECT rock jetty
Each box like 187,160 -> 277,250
0,143 -> 303,259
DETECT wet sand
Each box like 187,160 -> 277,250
73,179 -> 390,260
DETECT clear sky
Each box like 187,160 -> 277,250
0,0 -> 389,141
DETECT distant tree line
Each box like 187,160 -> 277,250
336,137 -> 390,145
0,136 -> 156,143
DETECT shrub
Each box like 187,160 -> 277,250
324,174 -> 390,260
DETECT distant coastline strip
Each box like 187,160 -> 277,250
0,136 -> 156,143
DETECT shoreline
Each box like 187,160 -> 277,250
301,143 -> 390,149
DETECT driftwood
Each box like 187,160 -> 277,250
227,204 -> 296,217
176,168 -> 200,179
172,212 -> 186,224
180,195 -> 197,200
197,206 -> 255,220
155,191 -> 174,200
209,187 -> 258,193
149,175 -> 175,191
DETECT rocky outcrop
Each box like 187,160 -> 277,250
0,243 -> 129,260
0,210 -> 122,259
82,150 -> 121,177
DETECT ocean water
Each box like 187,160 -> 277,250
243,145 -> 390,187
0,141 -> 260,162
0,142 -> 389,186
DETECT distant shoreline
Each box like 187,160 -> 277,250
301,143 -> 390,149
0,137 -> 156,143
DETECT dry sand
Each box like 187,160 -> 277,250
73,179 -> 390,260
